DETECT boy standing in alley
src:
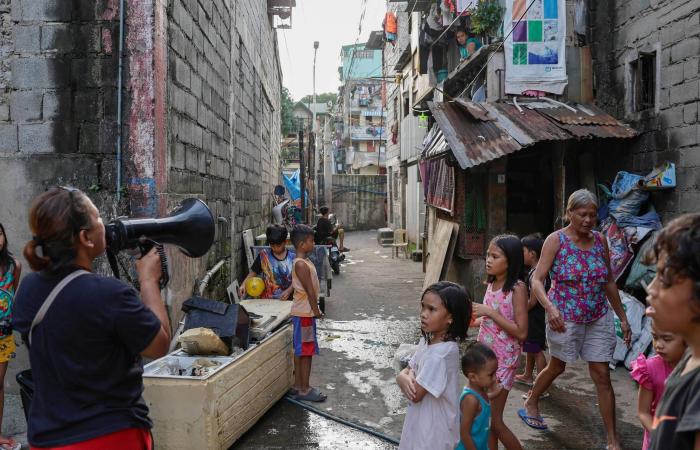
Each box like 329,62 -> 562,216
289,224 -> 326,402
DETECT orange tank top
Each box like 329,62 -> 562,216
291,258 -> 319,317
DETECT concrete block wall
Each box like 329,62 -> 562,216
590,0 -> 700,219
167,0 -> 282,283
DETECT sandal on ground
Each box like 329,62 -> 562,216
517,408 -> 548,430
287,388 -> 299,397
513,375 -> 533,387
522,390 -> 550,400
295,387 -> 327,402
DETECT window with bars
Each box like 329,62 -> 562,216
632,53 -> 656,112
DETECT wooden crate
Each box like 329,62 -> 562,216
143,324 -> 294,449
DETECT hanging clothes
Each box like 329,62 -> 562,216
384,11 -> 397,42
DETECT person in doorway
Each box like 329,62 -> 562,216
239,224 -> 295,300
456,30 -> 481,60
473,235 -> 528,450
518,189 -> 631,450
646,213 -> 700,450
0,223 -> 21,450
396,281 -> 471,450
13,187 -> 171,450
514,234 -> 550,396
315,206 -> 349,252
289,224 -> 326,402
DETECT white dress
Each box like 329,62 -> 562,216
398,339 -> 461,450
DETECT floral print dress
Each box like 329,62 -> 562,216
478,283 -> 521,391
549,231 -> 609,324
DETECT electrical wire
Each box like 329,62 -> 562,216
280,28 -> 295,81
344,0 -> 370,82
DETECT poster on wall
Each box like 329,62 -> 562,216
504,0 -> 568,95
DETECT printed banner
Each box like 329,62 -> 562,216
504,0 -> 567,95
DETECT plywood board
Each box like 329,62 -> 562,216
423,219 -> 459,290
239,299 -> 292,339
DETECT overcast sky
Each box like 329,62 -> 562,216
276,0 -> 388,102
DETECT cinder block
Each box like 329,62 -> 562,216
0,124 -> 18,153
680,146 -> 700,168
76,25 -> 101,53
14,26 -> 40,54
41,24 -> 73,52
174,56 -> 190,88
43,91 -> 71,120
669,124 -> 699,148
685,58 -> 699,81
680,191 -> 700,213
670,81 -> 700,104
10,90 -> 43,122
662,62 -> 685,88
171,142 -> 185,169
21,0 -> 71,21
11,58 -> 70,89
0,103 -> 9,121
671,37 -> 700,63
185,145 -> 198,171
78,122 -> 99,153
19,123 -> 54,153
73,90 -> 102,121
685,102 -> 698,124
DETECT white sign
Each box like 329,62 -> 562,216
504,0 -> 568,95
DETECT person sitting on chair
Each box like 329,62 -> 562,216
315,207 -> 349,252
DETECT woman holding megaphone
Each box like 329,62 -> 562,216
13,187 -> 171,450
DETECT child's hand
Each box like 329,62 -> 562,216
397,369 -> 418,402
473,303 -> 493,318
279,287 -> 293,300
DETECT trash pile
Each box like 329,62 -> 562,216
600,163 -> 675,370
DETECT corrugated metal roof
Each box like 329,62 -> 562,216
425,99 -> 637,169
428,101 -> 521,169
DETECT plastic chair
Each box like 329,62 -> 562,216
391,229 -> 409,259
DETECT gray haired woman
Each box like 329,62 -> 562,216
517,189 -> 631,450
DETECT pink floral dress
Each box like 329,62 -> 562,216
478,283 -> 521,391
631,354 -> 673,450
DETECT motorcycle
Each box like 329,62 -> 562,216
314,213 -> 345,275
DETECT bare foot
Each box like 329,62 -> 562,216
514,374 -> 533,384
524,395 -> 540,419
606,439 -> 622,450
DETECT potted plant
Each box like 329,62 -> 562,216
470,0 -> 505,44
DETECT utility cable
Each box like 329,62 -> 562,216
284,395 -> 400,445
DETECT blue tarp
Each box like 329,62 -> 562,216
282,170 -> 308,205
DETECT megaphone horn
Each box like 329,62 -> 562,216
106,198 -> 216,258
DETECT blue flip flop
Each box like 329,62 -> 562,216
518,408 -> 548,430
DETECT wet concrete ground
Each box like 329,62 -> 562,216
234,231 -> 644,450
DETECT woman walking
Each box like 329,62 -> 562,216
517,189 -> 631,450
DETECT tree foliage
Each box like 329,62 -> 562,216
281,87 -> 296,136
300,92 -> 337,106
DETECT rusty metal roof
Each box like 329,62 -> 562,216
428,101 -> 521,169
425,99 -> 637,169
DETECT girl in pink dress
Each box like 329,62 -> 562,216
474,235 -> 528,450
631,323 -> 686,450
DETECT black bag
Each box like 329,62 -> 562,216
182,297 -> 250,350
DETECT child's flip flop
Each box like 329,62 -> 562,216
295,387 -> 327,402
518,408 -> 548,430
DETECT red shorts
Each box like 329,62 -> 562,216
32,428 -> 152,450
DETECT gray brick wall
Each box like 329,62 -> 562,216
591,0 -> 700,220
167,0 -> 282,281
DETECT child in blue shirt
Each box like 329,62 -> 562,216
457,343 -> 498,450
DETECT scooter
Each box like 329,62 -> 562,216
321,236 -> 344,275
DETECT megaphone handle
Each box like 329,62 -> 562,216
155,245 -> 169,290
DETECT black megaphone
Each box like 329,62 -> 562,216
105,198 -> 216,287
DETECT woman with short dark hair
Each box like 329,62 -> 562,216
517,189 -> 632,450
13,187 -> 170,450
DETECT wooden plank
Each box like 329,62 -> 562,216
423,218 -> 458,290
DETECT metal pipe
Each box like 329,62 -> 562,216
115,0 -> 125,201
197,258 -> 229,296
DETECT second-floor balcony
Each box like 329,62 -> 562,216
350,126 -> 387,141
